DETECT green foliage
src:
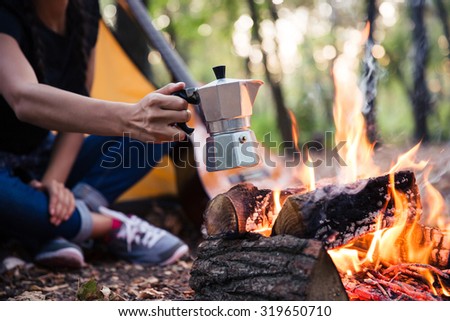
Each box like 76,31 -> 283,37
101,0 -> 450,145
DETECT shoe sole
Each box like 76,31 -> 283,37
35,248 -> 85,269
160,244 -> 189,266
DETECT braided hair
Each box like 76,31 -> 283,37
4,0 -> 90,88
66,0 -> 89,89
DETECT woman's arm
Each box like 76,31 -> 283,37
0,34 -> 191,143
29,47 -> 93,225
42,133 -> 85,183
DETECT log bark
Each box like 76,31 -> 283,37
189,234 -> 348,300
271,171 -> 421,249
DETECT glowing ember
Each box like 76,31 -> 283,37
248,188 -> 284,237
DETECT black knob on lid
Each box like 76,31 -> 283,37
213,65 -> 226,79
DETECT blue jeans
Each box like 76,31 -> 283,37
0,134 -> 170,248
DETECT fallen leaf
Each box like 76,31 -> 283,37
42,284 -> 69,292
77,279 -> 103,301
10,291 -> 46,301
137,288 -> 165,300
100,286 -> 111,300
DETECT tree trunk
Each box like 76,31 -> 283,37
190,234 -> 348,300
247,0 -> 294,144
116,0 -> 152,79
361,0 -> 379,144
409,0 -> 432,142
433,0 -> 450,60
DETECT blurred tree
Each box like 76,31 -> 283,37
247,0 -> 294,144
116,0 -> 152,78
433,0 -> 450,60
410,0 -> 432,142
361,0 -> 379,144
99,0 -> 450,144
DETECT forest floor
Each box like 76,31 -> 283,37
0,198 -> 202,301
1,142 -> 450,301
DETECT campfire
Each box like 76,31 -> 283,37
190,24 -> 450,301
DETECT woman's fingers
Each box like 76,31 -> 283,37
154,82 -> 185,96
47,181 -> 76,226
146,92 -> 189,111
29,179 -> 76,226
132,83 -> 195,143
156,108 -> 192,123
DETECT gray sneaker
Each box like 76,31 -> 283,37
99,207 -> 189,265
35,238 -> 85,269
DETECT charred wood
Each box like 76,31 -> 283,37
203,183 -> 304,237
271,171 -> 421,249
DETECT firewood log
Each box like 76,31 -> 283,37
189,234 -> 348,300
271,171 -> 421,249
418,225 -> 450,269
203,183 -> 304,237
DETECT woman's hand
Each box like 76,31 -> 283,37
30,179 -> 76,226
129,82 -> 192,142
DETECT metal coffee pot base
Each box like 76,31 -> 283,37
205,130 -> 260,172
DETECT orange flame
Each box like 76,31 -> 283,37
288,109 -> 300,151
423,167 -> 448,230
389,142 -> 428,174
273,189 -> 282,216
332,55 -> 379,183
361,21 -> 371,45
328,248 -> 361,276
327,23 -> 450,298
329,173 -> 432,270
306,151 -> 316,191
287,110 -> 316,191
329,147 -> 450,297
250,188 -> 283,237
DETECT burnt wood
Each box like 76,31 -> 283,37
418,225 -> 450,268
271,171 -> 421,249
203,183 -> 304,237
203,183 -> 266,236
189,234 -> 348,300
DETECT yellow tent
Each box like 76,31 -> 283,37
91,20 -> 177,201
